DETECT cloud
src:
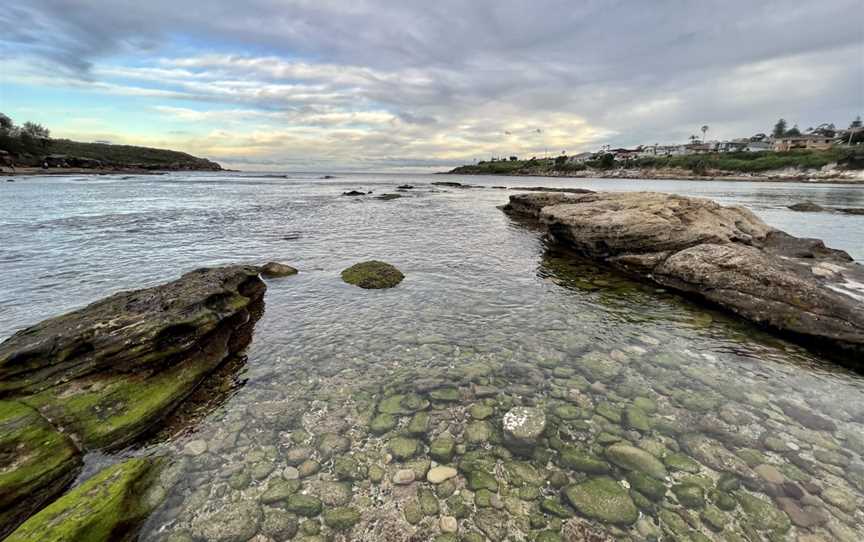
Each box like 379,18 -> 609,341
1,0 -> 861,169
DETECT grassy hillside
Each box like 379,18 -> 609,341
1,136 -> 222,170
449,148 -> 864,176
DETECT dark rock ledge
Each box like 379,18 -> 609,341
0,265 -> 271,539
504,191 -> 864,359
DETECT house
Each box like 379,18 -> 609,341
773,135 -> 833,152
609,148 -> 640,161
685,143 -> 712,154
567,151 -> 594,163
745,140 -> 771,152
715,140 -> 748,153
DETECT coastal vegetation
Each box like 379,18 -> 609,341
449,147 -> 864,176
0,113 -> 221,171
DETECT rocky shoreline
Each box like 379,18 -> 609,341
504,191 -> 864,362
0,265 -> 271,539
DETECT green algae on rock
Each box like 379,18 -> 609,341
0,400 -> 82,540
564,477 -> 638,525
340,260 -> 404,289
0,265 -> 266,535
5,457 -> 165,542
322,507 -> 361,531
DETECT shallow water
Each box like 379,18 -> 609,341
1,173 -> 863,541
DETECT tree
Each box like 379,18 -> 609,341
0,113 -> 12,133
772,118 -> 787,138
701,125 -> 709,141
851,116 -> 862,129
786,124 -> 801,137
21,121 -> 50,139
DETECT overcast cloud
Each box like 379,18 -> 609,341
1,0 -> 861,170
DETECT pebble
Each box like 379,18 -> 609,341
427,466 -> 458,484
283,466 -> 300,480
440,516 -> 458,533
393,469 -> 416,485
754,464 -> 785,484
183,440 -> 208,456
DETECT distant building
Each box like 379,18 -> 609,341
773,135 -> 833,152
745,140 -> 772,152
715,140 -> 748,153
567,151 -> 594,163
609,148 -> 640,161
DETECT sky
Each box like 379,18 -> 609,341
1,1 -> 862,171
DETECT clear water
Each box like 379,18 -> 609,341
1,173 -> 863,541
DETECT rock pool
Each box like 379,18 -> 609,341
1,173 -> 863,541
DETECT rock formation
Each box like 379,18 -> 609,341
341,261 -> 404,289
0,265 -> 268,537
504,191 -> 864,358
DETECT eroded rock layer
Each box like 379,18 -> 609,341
0,265 -> 266,538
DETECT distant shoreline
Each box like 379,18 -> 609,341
439,169 -> 864,185
2,167 -> 230,177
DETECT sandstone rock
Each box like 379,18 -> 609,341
427,466 -> 458,484
504,191 -> 864,358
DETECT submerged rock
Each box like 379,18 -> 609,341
788,201 -> 826,212
564,477 -> 638,525
502,406 -> 546,455
6,457 -> 165,542
604,443 -> 667,480
260,261 -> 298,277
340,260 -> 404,289
504,191 -> 864,358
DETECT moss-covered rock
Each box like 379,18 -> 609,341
604,443 -> 667,480
369,413 -> 397,435
626,471 -> 666,502
558,445 -> 610,474
5,457 -> 165,542
405,411 -> 430,436
564,477 -> 638,525
430,435 -> 456,462
0,400 -> 82,539
672,483 -> 705,508
378,393 -> 428,415
388,436 -> 420,460
340,261 -> 404,289
322,507 -> 360,531
286,494 -> 323,517
735,491 -> 791,533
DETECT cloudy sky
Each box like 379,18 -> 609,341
1,1 -> 861,171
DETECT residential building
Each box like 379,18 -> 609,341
773,135 -> 833,152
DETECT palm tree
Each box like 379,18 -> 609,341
701,125 -> 709,142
